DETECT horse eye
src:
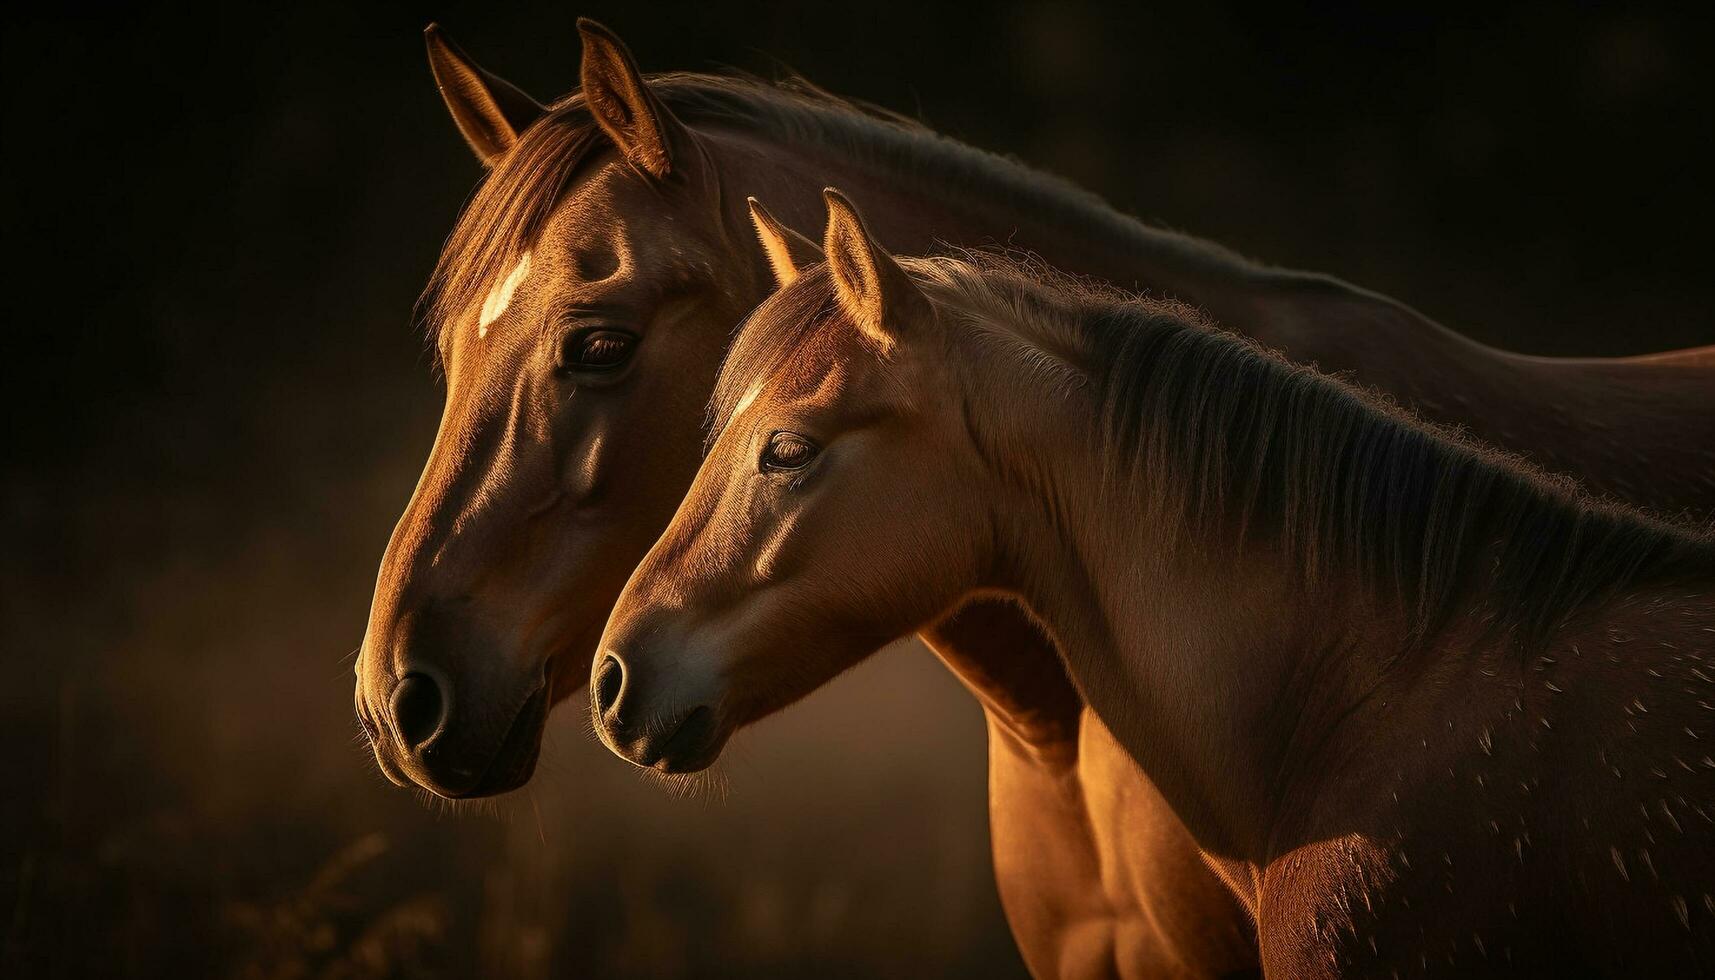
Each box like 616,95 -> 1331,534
557,328 -> 637,373
760,432 -> 819,473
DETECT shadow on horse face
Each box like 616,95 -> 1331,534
354,159 -> 743,797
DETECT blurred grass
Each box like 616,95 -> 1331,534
224,834 -> 447,980
0,492 -> 1019,978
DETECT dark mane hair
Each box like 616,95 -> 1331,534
1082,298 -> 1712,647
422,71 -> 1246,355
729,252 -> 1715,650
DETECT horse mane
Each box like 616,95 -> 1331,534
422,70 -> 1248,356
735,253 -> 1715,651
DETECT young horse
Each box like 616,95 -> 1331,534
595,190 -> 1715,978
357,20 -> 1713,978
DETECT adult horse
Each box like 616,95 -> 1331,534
594,191 -> 1715,976
354,20 -> 1715,978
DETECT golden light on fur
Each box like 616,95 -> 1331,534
361,21 -> 1715,978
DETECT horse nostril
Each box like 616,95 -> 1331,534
594,655 -> 625,719
391,672 -> 445,750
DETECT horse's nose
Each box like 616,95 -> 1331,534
390,671 -> 448,749
593,654 -> 625,723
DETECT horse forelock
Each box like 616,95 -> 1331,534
421,73 -> 919,361
706,264 -> 847,452
422,114 -> 602,365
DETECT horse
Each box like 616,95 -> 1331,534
354,20 -> 1715,978
594,188 -> 1715,977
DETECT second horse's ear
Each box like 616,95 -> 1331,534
577,18 -> 695,180
747,198 -> 823,287
425,24 -> 545,166
821,188 -> 928,356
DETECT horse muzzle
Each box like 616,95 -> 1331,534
590,651 -> 726,773
356,662 -> 550,798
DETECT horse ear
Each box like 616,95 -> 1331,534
821,188 -> 927,355
425,24 -> 545,166
747,198 -> 823,288
577,18 -> 692,180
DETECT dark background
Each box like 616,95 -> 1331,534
4,2 -> 1711,977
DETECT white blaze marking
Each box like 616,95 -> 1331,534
729,379 -> 764,424
478,252 -> 532,338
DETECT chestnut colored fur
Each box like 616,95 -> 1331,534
361,21 -> 1715,979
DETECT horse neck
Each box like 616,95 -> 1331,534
990,464 -> 1391,863
942,318 -> 1342,860
950,297 -> 1702,865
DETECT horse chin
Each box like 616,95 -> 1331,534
443,684 -> 551,799
649,705 -> 728,775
